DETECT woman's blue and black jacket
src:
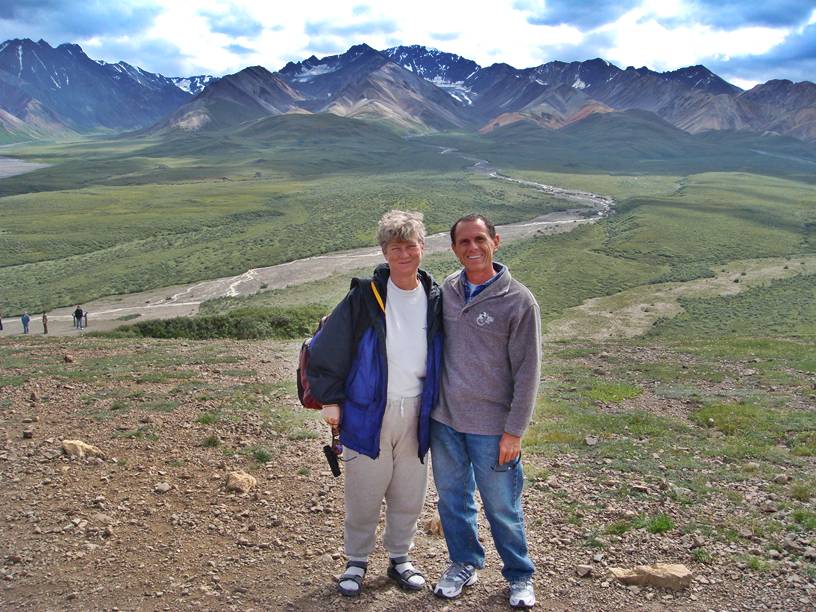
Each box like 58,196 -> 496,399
306,263 -> 443,461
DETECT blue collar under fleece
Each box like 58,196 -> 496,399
461,262 -> 506,303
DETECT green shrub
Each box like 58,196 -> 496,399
202,435 -> 221,448
252,447 -> 272,463
605,520 -> 633,535
587,382 -> 642,403
196,412 -> 220,425
745,555 -> 770,572
692,402 -> 773,436
646,514 -> 674,534
790,482 -> 814,502
791,431 -> 816,457
792,510 -> 816,531
106,305 -> 327,340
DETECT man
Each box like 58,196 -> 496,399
431,214 -> 541,609
21,312 -> 31,335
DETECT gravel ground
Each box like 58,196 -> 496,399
0,335 -> 813,611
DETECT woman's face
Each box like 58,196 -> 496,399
383,238 -> 423,277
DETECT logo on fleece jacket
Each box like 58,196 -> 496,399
475,311 -> 494,327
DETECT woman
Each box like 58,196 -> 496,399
307,210 -> 443,597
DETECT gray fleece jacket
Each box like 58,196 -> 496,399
432,265 -> 541,437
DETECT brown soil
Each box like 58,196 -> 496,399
1,336 -> 813,611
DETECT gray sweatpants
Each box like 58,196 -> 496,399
344,396 -> 429,561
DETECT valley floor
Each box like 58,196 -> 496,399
0,207 -> 596,337
1,334 -> 813,611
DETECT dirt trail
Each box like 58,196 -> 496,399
3,152 -> 614,336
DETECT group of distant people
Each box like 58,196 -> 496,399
0,305 -> 87,335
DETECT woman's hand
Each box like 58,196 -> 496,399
322,404 -> 340,427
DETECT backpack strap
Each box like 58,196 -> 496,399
370,280 -> 385,313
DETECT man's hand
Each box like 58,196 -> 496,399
321,404 -> 340,427
498,432 -> 521,465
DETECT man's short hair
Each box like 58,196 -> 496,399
450,213 -> 497,244
377,209 -> 426,248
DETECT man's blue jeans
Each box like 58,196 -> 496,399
430,419 -> 534,582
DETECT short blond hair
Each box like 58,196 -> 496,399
376,210 -> 426,248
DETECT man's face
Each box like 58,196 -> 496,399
383,238 -> 423,276
451,219 -> 500,279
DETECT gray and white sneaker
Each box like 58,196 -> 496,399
509,578 -> 536,608
433,562 -> 478,599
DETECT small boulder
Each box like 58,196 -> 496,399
62,440 -> 106,459
576,564 -> 593,578
426,512 -> 444,537
585,436 -> 599,446
155,482 -> 172,494
91,513 -> 114,525
689,534 -> 705,549
63,354 -> 75,363
22,429 -> 34,439
226,471 -> 257,493
609,563 -> 692,591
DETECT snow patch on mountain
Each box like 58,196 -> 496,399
170,75 -> 217,95
449,90 -> 473,105
290,63 -> 340,81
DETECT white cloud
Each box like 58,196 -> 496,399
596,15 -> 789,72
2,0 -> 807,81
729,77 -> 760,90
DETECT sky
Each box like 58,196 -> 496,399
1,0 -> 814,89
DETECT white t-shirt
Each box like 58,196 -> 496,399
385,277 -> 428,398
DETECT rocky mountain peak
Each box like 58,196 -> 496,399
0,38 -> 814,141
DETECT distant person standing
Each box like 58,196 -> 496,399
0,313 -> 3,331
83,311 -> 88,329
42,312 -> 48,335
74,305 -> 84,330
21,312 -> 31,335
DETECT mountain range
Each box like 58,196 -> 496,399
1,38 -> 815,143
0,39 -> 215,141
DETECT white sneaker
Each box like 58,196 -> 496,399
433,562 -> 477,599
509,578 -> 536,608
